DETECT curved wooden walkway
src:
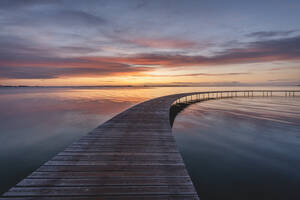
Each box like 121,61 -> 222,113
1,93 -> 200,200
1,90 -> 299,199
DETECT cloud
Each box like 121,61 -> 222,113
169,81 -> 244,86
0,4 -> 107,35
246,30 -> 296,39
1,18 -> 299,80
87,34 -> 300,67
58,46 -> 98,54
0,0 -> 61,9
268,78 -> 293,82
127,38 -> 198,49
140,72 -> 250,77
50,10 -> 107,27
135,0 -> 148,9
1,34 -> 299,80
0,35 -> 97,63
0,65 -> 150,79
268,66 -> 299,71
174,72 -> 250,76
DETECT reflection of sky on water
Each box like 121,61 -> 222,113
0,87 -> 142,194
173,97 -> 300,200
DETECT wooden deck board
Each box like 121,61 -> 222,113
0,195 -> 199,200
16,177 -> 193,187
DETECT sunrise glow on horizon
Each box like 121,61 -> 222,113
0,0 -> 299,86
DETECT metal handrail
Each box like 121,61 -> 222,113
173,90 -> 300,105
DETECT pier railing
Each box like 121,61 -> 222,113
169,90 -> 300,126
173,90 -> 300,105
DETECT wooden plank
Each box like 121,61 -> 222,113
72,140 -> 176,145
30,172 -> 189,178
0,195 -> 199,200
51,154 -> 182,161
62,149 -> 180,153
44,161 -> 184,165
68,143 -> 178,147
17,177 -> 193,187
56,152 -> 180,156
37,164 -> 187,171
4,185 -> 197,196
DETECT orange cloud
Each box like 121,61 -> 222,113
129,38 -> 197,49
1,35 -> 300,80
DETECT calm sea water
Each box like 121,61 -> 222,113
173,96 -> 300,200
0,86 -> 299,196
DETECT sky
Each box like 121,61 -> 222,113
0,0 -> 299,86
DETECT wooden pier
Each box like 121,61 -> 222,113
1,90 -> 299,200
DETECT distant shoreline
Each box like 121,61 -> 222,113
0,85 -> 299,89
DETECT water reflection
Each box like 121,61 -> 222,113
173,97 -> 300,200
0,86 -> 298,194
0,87 -> 143,194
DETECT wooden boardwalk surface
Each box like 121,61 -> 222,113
3,90 -> 298,199
1,93 -> 200,200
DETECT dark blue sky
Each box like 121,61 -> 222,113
0,0 -> 299,86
